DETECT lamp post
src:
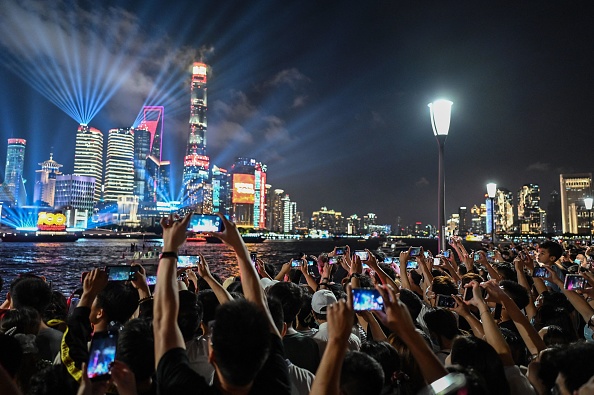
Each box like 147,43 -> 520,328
585,197 -> 593,245
486,183 -> 497,243
428,99 -> 453,253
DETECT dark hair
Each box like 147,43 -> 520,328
378,263 -> 397,281
424,308 -> 460,341
532,305 -> 578,341
296,293 -> 316,329
340,351 -> 385,395
197,273 -> 222,291
0,333 -> 23,378
360,341 -> 400,387
10,277 -> 52,315
212,299 -> 271,386
28,363 -> 79,395
461,272 -> 484,286
43,291 -> 68,323
267,282 -> 302,325
445,365 -> 490,395
450,336 -> 510,395
266,296 -> 285,333
539,241 -> 564,262
536,347 -> 562,392
494,263 -> 517,282
500,327 -> 528,366
541,325 -> 572,347
499,280 -> 529,310
178,290 -> 203,341
197,289 -> 220,325
0,307 -> 41,335
431,276 -> 457,296
95,282 -> 140,324
556,342 -> 594,393
117,318 -> 155,381
398,288 -> 423,320
225,281 -> 244,295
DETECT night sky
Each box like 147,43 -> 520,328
1,1 -> 594,228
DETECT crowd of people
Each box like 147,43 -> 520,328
1,212 -> 594,395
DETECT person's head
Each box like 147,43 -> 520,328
532,305 -> 578,341
10,277 -> 52,315
267,282 -> 302,326
266,296 -> 285,335
91,282 -> 139,327
431,276 -> 457,296
539,325 -> 573,347
210,299 -> 271,387
116,318 -> 155,382
340,351 -> 384,395
500,327 -> 528,366
27,363 -> 79,395
311,289 -> 337,322
197,289 -> 220,329
178,290 -> 203,341
450,336 -> 510,395
443,365 -> 490,395
555,342 -> 594,394
0,333 -> 23,379
43,291 -> 68,323
494,263 -> 517,282
424,308 -> 460,346
499,280 -> 530,310
538,241 -> 564,265
360,341 -> 400,387
196,273 -> 222,291
0,307 -> 41,335
296,292 -> 316,329
397,288 -> 423,321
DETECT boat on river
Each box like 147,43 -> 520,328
1,231 -> 79,242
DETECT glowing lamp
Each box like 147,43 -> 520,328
428,100 -> 453,136
585,197 -> 594,210
486,183 -> 497,199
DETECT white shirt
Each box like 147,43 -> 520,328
287,360 -> 315,395
312,322 -> 361,358
185,336 -> 215,384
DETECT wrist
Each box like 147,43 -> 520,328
159,251 -> 178,260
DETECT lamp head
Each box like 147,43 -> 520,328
486,183 -> 497,198
428,99 -> 453,136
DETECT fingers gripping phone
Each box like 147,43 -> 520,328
186,214 -> 225,233
352,288 -> 384,311
105,265 -> 138,281
87,330 -> 118,381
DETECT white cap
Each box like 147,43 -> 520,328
312,289 -> 337,314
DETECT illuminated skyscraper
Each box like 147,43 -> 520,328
34,152 -> 62,207
517,184 -> 542,234
560,173 -> 592,234
133,125 -> 151,200
229,158 -> 267,229
183,62 -> 211,209
73,124 -> 103,202
54,174 -> 95,228
211,165 -> 230,215
145,155 -> 171,202
104,128 -> 135,202
2,138 -> 27,206
267,188 -> 285,232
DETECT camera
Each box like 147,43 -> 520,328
436,294 -> 456,308
352,288 -> 384,311
464,286 -> 487,301
186,214 -> 224,233
87,330 -> 118,381
105,265 -> 138,281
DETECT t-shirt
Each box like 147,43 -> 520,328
185,336 -> 215,384
283,330 -> 320,373
37,326 -> 63,361
504,365 -> 537,395
287,360 -> 315,395
311,322 -> 361,358
157,334 -> 291,395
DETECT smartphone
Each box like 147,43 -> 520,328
433,258 -> 441,266
463,286 -> 487,301
442,250 -> 450,259
307,259 -> 315,267
250,252 -> 257,265
487,251 -> 495,259
68,295 -> 80,315
105,265 -> 138,281
424,251 -> 430,258
532,267 -> 550,278
354,250 -> 369,261
383,256 -> 394,264
406,260 -> 418,270
473,252 -> 481,262
329,256 -> 340,265
436,294 -> 456,308
144,264 -> 158,286
429,372 -> 467,395
291,259 -> 302,267
564,274 -> 586,291
335,247 -> 346,255
178,255 -> 201,268
352,288 -> 384,311
410,247 -> 421,257
186,214 -> 224,233
87,330 -> 118,381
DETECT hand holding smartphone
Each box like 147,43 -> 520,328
352,288 -> 384,311
186,214 -> 225,233
87,330 -> 118,381
105,265 -> 138,281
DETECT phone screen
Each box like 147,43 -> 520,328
335,247 -> 345,255
532,267 -> 550,278
186,214 -> 224,233
436,294 -> 456,308
105,266 -> 137,281
291,259 -> 302,267
442,250 -> 450,259
144,264 -> 158,286
87,330 -> 118,381
564,275 -> 585,291
406,260 -> 418,270
354,250 -> 369,261
250,253 -> 257,265
352,288 -> 384,311
329,257 -> 339,265
178,255 -> 201,268
383,257 -> 394,264
473,253 -> 481,262
68,296 -> 80,315
410,247 -> 421,257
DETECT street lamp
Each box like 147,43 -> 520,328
486,183 -> 497,243
428,99 -> 453,253
584,196 -> 593,245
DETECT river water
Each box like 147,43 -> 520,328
0,238 -> 407,297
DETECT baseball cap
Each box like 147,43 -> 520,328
312,289 -> 337,314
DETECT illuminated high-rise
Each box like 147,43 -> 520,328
73,124 -> 103,202
183,62 -> 211,209
34,152 -> 62,207
145,155 -> 171,202
103,128 -> 135,202
560,173 -> 592,234
229,158 -> 267,229
517,184 -> 541,234
2,138 -> 27,206
267,188 -> 285,232
211,165 -> 230,215
133,125 -> 151,200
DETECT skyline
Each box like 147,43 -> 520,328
1,1 -> 594,226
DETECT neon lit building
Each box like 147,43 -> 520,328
211,165 -> 230,215
229,158 -> 267,228
103,128 -> 135,202
73,124 -> 103,203
560,173 -> 592,234
266,188 -> 285,232
145,155 -> 171,203
2,138 -> 27,206
182,62 -> 211,209
517,184 -> 542,234
34,153 -> 62,207
54,174 -> 96,228
133,125 -> 151,200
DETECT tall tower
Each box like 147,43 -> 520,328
560,173 -> 592,234
133,125 -> 151,200
34,152 -> 62,207
517,184 -> 541,234
104,128 -> 135,202
2,138 -> 27,206
182,62 -> 211,209
73,124 -> 104,203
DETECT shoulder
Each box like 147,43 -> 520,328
157,348 -> 211,393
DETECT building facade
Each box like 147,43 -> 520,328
517,184 -> 542,234
73,124 -> 103,202
33,153 -> 62,207
560,173 -> 592,234
54,174 -> 96,228
2,138 -> 27,206
104,128 -> 135,202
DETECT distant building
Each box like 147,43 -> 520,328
2,138 -> 27,206
211,165 -> 230,215
33,153 -> 62,207
560,173 -> 592,234
145,155 -> 171,203
458,207 -> 468,234
229,158 -> 267,229
493,188 -> 514,234
517,184 -> 542,234
310,207 -> 346,234
547,190 -> 562,234
104,128 -> 135,202
54,174 -> 96,228
73,124 -> 103,203
267,188 -> 285,232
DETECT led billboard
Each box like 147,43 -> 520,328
232,174 -> 255,204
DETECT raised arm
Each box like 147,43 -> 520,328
196,254 -> 233,305
366,249 -> 399,290
153,214 -> 192,365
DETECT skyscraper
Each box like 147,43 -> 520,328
458,207 -> 468,234
211,165 -> 230,215
73,124 -> 103,202
517,184 -> 541,234
2,138 -> 27,206
145,155 -> 171,202
133,125 -> 151,200
103,128 -> 135,202
54,174 -> 95,228
560,173 -> 592,234
493,188 -> 514,234
267,188 -> 285,232
183,62 -> 211,209
547,190 -> 562,234
33,152 -> 62,207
